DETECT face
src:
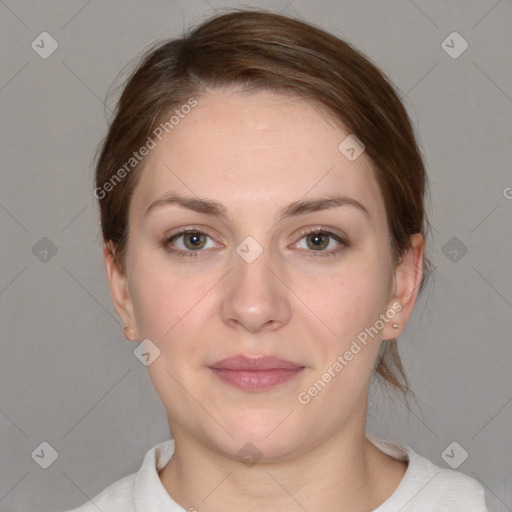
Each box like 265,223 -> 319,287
106,87 -> 422,462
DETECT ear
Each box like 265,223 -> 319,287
103,242 -> 139,342
381,233 -> 424,340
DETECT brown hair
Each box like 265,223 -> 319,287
95,9 -> 429,397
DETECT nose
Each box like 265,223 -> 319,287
219,243 -> 292,334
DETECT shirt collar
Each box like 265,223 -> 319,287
133,438 -> 184,511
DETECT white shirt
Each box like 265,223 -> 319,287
63,435 -> 488,511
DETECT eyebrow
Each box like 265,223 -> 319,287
144,192 -> 370,222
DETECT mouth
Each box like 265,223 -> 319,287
208,355 -> 305,391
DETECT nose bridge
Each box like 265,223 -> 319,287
232,233 -> 278,299
237,238 -> 273,284
219,233 -> 291,332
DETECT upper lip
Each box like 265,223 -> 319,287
209,355 -> 304,371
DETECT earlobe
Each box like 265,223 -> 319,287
382,233 -> 424,339
123,326 -> 138,342
103,242 -> 139,341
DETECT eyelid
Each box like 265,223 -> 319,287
298,225 -> 348,241
165,225 -> 214,238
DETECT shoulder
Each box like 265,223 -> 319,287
368,436 -> 488,511
416,466 -> 488,510
61,474 -> 135,512
59,439 -> 177,512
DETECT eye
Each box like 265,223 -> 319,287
162,228 -> 218,258
295,226 -> 349,258
162,226 -> 349,259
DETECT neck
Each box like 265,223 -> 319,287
159,419 -> 406,511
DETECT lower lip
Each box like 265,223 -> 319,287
209,367 -> 304,391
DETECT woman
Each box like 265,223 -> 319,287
67,9 -> 488,511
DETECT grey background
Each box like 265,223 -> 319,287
0,0 -> 511,510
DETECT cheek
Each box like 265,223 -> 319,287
128,255 -> 185,341
128,256 -> 218,363
302,256 -> 392,391
313,256 -> 392,336
300,274 -> 390,407
127,262 -> 208,407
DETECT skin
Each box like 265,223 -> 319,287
104,87 -> 424,511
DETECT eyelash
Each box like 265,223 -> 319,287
161,226 -> 349,259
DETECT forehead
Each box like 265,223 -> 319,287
130,88 -> 386,224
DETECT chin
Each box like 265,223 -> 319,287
205,410 -> 309,463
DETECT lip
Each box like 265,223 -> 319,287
208,356 -> 305,391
